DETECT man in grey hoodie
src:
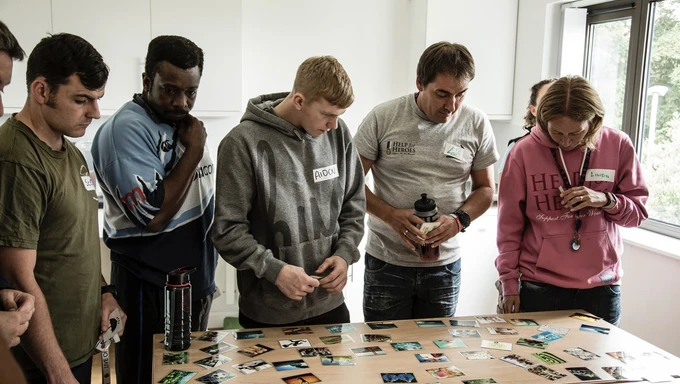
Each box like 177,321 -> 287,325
211,56 -> 365,328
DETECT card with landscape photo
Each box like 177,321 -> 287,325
487,327 -> 518,335
159,370 -> 197,384
425,366 -> 466,379
580,324 -> 610,335
500,354 -> 534,368
195,369 -> 237,383
564,347 -> 600,360
234,330 -> 265,340
321,355 -> 356,366
319,334 -> 354,345
415,353 -> 450,363
475,315 -> 507,324
361,334 -> 392,343
325,324 -> 357,333
282,326 -> 313,335
199,342 -> 238,355
232,359 -> 273,375
198,331 -> 228,343
367,322 -> 398,330
527,365 -> 567,381
272,359 -> 309,371
507,318 -> 539,326
606,351 -> 636,364
351,346 -> 386,357
282,373 -> 322,384
480,340 -> 512,351
162,351 -> 188,365
237,344 -> 274,358
433,339 -> 467,349
449,329 -> 482,338
194,354 -> 232,369
532,352 -> 566,365
463,379 -> 497,384
570,312 -> 600,322
298,347 -> 332,357
566,367 -> 602,381
602,366 -> 642,381
449,319 -> 480,327
460,350 -> 495,360
391,341 -> 424,351
416,320 -> 446,328
381,373 -> 417,383
516,338 -> 548,350
537,325 -> 569,336
279,338 -> 312,349
531,331 -> 564,342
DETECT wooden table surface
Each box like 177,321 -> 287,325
153,310 -> 680,383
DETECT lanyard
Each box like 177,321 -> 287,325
550,147 -> 591,251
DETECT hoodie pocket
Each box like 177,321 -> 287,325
535,230 -> 616,283
261,236 -> 336,310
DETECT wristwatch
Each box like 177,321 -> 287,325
101,284 -> 118,300
452,209 -> 471,231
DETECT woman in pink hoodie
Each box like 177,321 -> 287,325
495,76 -> 648,325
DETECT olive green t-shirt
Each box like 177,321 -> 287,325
0,117 -> 100,377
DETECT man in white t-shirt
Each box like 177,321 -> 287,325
354,41 -> 499,321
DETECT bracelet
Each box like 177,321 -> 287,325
603,192 -> 617,209
451,215 -> 462,234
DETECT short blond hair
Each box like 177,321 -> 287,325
292,56 -> 354,109
537,76 -> 605,150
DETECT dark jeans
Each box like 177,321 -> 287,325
28,357 -> 92,384
111,263 -> 213,384
519,280 -> 622,326
363,253 -> 462,322
239,303 -> 350,329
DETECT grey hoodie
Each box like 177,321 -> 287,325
211,92 -> 366,324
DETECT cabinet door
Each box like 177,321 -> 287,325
207,258 -> 239,329
51,0 -> 150,114
425,0 -> 518,120
0,0 -> 52,111
150,0 -> 242,116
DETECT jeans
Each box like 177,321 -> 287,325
363,253 -> 461,321
239,303 -> 350,329
519,280 -> 622,326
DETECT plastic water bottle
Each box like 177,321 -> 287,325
414,193 -> 440,261
164,266 -> 196,351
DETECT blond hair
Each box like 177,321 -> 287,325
292,56 -> 354,109
537,76 -> 605,149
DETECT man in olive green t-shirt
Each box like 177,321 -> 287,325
0,33 -> 125,383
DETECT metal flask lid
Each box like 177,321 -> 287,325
167,266 -> 197,286
414,193 -> 437,214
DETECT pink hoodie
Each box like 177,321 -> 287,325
496,126 -> 648,296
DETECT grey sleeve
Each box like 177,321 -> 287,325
210,133 -> 286,284
332,135 -> 366,266
353,110 -> 380,161
472,114 -> 500,171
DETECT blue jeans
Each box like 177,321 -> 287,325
363,253 -> 461,321
519,280 -> 622,326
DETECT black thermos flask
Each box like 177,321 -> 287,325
164,266 -> 196,351
414,193 -> 440,261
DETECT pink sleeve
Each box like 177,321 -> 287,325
605,136 -> 649,227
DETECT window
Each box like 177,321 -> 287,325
583,0 -> 680,238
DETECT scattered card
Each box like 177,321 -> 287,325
449,319 -> 480,327
194,354 -> 232,369
282,373 -> 322,384
564,347 -> 600,360
325,324 -> 357,333
279,338 -> 312,349
531,331 -> 564,342
361,334 -> 392,343
463,379 -> 497,384
416,320 -> 446,328
527,365 -> 567,381
319,334 -> 354,345
602,366 -> 642,381
507,318 -> 539,326
570,312 -> 600,322
433,339 -> 467,349
481,340 -> 512,351
351,346 -> 386,356
460,350 -> 495,360
420,221 -> 441,235
199,342 -> 237,355
321,355 -> 356,366
537,325 -> 569,336
162,351 -> 188,365
487,327 -> 518,335
234,330 -> 265,340
449,329 -> 482,338
101,308 -> 124,342
516,338 -> 548,350
391,341 -> 424,351
195,369 -> 236,383
198,331 -> 228,343
298,347 -> 331,357
606,351 -> 636,364
237,344 -> 274,357
500,354 -> 534,368
272,359 -> 309,371
415,353 -> 450,363
580,324 -> 610,335
367,322 -> 398,330
282,326 -> 313,335
532,352 -> 566,365
566,367 -> 602,381
425,366 -> 465,379
159,370 -> 197,384
232,359 -> 273,375
381,373 -> 417,383
475,315 -> 507,324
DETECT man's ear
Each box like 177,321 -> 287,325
416,76 -> 424,92
142,73 -> 151,93
30,77 -> 51,105
292,92 -> 305,111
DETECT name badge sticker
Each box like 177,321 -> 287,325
81,175 -> 96,191
313,164 -> 339,183
443,142 -> 465,159
585,169 -> 615,182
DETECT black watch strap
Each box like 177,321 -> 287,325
101,284 -> 118,300
453,209 -> 471,230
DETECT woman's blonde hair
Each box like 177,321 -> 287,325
537,75 -> 605,149
292,56 -> 354,109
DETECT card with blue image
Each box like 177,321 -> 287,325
531,331 -> 564,342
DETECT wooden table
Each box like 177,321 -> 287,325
153,310 -> 680,383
